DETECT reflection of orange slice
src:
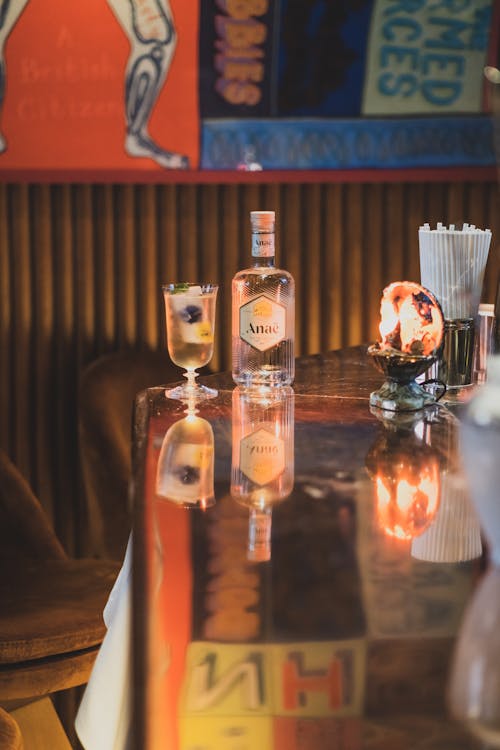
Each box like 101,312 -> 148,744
253,299 -> 272,316
194,321 -> 213,342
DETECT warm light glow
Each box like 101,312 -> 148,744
378,282 -> 444,356
379,297 -> 399,341
375,462 -> 440,540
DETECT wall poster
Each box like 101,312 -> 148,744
0,0 -> 498,178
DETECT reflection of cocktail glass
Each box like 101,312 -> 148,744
156,410 -> 215,509
163,283 -> 218,401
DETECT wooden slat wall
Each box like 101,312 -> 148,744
0,180 -> 498,554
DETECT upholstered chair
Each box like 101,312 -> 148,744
0,449 -> 120,749
78,349 -> 182,560
0,706 -> 22,749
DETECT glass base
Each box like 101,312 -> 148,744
159,496 -> 216,510
369,379 -> 438,412
164,383 -> 218,402
233,365 -> 293,388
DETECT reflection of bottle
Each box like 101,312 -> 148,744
232,211 -> 295,386
231,386 -> 294,506
156,412 -> 215,509
231,386 -> 294,560
247,506 -> 272,563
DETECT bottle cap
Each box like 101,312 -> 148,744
247,508 -> 272,562
251,211 -> 275,232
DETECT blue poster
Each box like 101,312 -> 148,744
199,0 -> 498,171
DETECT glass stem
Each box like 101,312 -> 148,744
184,368 -> 198,390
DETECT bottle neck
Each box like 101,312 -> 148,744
252,255 -> 275,268
251,229 -> 276,267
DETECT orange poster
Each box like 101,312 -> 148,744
0,0 -> 497,176
0,0 -> 199,175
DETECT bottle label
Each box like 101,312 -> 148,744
239,295 -> 286,351
252,233 -> 274,257
240,427 -> 285,485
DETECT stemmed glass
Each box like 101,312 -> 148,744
163,283 -> 218,401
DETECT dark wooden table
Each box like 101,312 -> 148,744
131,346 -> 483,750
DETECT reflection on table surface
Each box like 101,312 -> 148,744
132,347 -> 485,750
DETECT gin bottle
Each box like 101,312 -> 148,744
448,355 -> 500,744
459,355 -> 500,562
232,210 -> 295,386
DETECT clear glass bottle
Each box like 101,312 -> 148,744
232,210 -> 295,386
448,355 -> 500,745
459,354 -> 500,562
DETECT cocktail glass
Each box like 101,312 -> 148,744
163,283 -> 218,401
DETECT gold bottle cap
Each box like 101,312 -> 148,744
250,211 -> 275,232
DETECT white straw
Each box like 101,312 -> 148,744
418,223 -> 492,319
411,473 -> 482,563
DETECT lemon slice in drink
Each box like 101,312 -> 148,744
193,321 -> 213,343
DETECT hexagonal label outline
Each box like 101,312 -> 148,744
239,294 -> 286,352
240,427 -> 285,486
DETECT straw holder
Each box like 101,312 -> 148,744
419,223 -> 492,390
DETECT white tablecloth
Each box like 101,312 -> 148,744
75,537 -> 132,750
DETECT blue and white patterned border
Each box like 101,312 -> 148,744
201,116 -> 495,170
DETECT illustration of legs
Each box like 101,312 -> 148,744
106,0 -> 189,169
0,0 -> 29,154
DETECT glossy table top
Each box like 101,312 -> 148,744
132,346 -> 483,750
